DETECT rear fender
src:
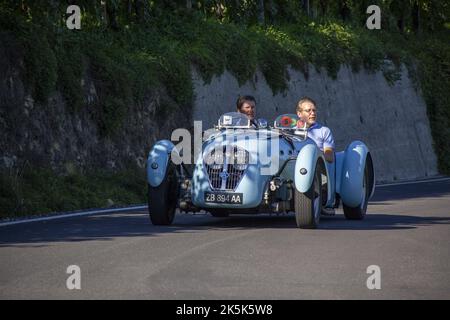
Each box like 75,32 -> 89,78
339,141 -> 375,207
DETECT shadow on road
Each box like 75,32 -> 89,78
196,213 -> 450,231
371,180 -> 450,203
1,211 -> 449,247
0,212 -> 165,248
317,213 -> 450,230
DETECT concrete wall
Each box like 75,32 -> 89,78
192,65 -> 438,183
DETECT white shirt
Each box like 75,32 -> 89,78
307,122 -> 335,151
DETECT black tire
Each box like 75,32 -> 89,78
343,160 -> 370,220
148,163 -> 178,225
294,162 -> 323,229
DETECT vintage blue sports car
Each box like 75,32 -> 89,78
146,112 -> 375,229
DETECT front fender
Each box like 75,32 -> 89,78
147,140 -> 175,187
339,141 -> 375,207
294,142 -> 324,193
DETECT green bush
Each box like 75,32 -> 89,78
56,34 -> 84,112
415,37 -> 450,174
0,167 -> 147,219
23,33 -> 57,103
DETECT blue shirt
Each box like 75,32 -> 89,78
307,122 -> 335,151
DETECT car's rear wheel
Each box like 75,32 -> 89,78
148,162 -> 178,225
294,162 -> 323,229
343,160 -> 370,220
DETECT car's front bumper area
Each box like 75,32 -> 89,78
191,164 -> 270,209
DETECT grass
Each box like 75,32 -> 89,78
0,166 -> 146,219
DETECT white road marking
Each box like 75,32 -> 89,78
0,205 -> 147,227
376,177 -> 450,187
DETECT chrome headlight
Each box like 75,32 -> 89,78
204,150 -> 224,169
234,149 -> 248,164
234,163 -> 248,171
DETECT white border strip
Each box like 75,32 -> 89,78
376,177 -> 450,187
0,205 -> 148,227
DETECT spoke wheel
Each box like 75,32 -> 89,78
294,162 -> 323,229
148,163 -> 178,225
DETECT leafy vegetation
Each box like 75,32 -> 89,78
0,166 -> 146,219
0,0 -> 449,217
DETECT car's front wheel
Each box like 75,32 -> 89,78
148,162 -> 178,225
294,162 -> 323,229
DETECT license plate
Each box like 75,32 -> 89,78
204,192 -> 243,204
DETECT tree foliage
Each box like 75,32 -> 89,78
2,0 -> 448,33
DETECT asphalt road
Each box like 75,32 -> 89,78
1,179 -> 449,299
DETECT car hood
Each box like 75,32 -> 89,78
199,129 -> 302,174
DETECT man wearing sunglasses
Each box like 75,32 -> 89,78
296,96 -> 335,163
296,96 -> 337,214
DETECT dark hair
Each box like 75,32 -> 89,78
296,96 -> 317,112
236,95 -> 256,110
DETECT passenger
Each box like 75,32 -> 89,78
236,95 -> 256,120
296,96 -> 335,163
236,95 -> 261,127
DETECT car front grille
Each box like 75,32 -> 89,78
208,167 -> 223,189
204,146 -> 249,191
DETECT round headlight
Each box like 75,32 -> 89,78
234,164 -> 248,171
214,152 -> 224,165
234,150 -> 248,165
204,151 -> 224,169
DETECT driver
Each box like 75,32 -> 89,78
296,96 -> 335,163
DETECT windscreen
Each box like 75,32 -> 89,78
273,114 -> 306,129
218,112 -> 251,129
